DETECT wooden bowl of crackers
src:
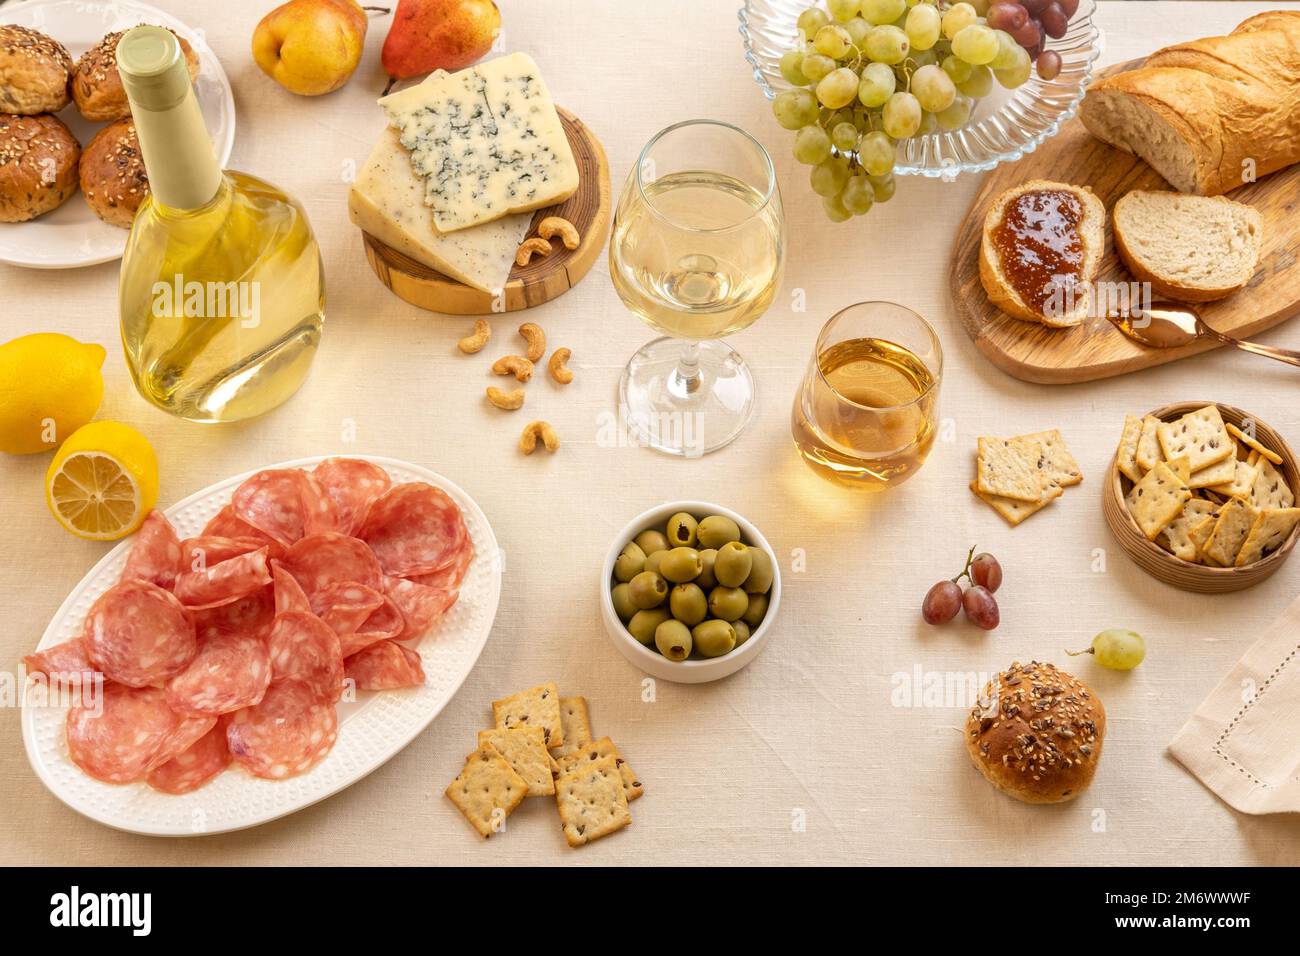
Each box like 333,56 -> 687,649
1104,402 -> 1300,593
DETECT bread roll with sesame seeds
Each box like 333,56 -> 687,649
0,25 -> 73,115
0,113 -> 80,222
79,118 -> 149,228
965,660 -> 1106,804
72,28 -> 199,122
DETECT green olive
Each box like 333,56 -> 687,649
628,570 -> 668,609
731,619 -> 752,647
634,529 -> 670,555
613,541 -> 646,583
668,583 -> 707,626
708,586 -> 749,622
665,512 -> 698,548
713,541 -> 753,588
692,619 -> 736,658
660,547 -> 703,584
696,515 -> 742,550
627,608 -> 671,646
611,583 -> 637,621
742,592 -> 768,628
654,619 -> 692,661
644,550 -> 667,575
696,549 -> 718,589
744,548 -> 774,594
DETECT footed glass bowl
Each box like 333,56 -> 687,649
738,0 -> 1102,179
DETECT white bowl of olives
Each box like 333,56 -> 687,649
600,501 -> 781,684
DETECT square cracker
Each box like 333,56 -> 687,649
971,480 -> 1062,526
477,727 -> 555,797
1226,422 -> 1284,466
1156,405 -> 1234,473
1127,461 -> 1192,540
1136,415 -> 1162,473
1207,459 -> 1257,500
1160,499 -> 1217,561
1166,455 -> 1191,484
445,745 -> 528,838
1203,498 -> 1259,566
555,755 -> 631,848
1235,508 -> 1300,566
1249,458 -> 1295,510
1188,515 -> 1218,564
1188,452 -> 1237,490
493,682 -> 564,749
549,696 -> 594,759
977,437 -> 1046,502
1010,428 -> 1082,489
1116,414 -> 1143,483
556,736 -> 643,801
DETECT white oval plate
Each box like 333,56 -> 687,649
0,0 -> 237,269
21,456 -> 501,836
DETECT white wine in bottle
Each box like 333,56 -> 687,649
117,26 -> 324,423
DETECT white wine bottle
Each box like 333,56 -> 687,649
117,26 -> 324,423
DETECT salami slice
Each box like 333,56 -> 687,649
84,581 -> 196,688
146,722 -> 232,795
201,505 -> 286,560
282,532 -> 383,594
66,684 -> 179,784
121,510 -> 182,590
383,575 -> 458,639
190,586 -> 275,641
309,581 -> 384,636
312,458 -> 392,534
338,597 -> 405,658
165,628 -> 271,716
145,714 -> 218,773
178,535 -> 266,571
267,611 -> 344,703
410,534 -> 474,593
356,483 -> 466,577
24,638 -> 99,687
227,677 -> 338,779
345,641 -> 426,691
231,469 -> 335,548
271,560 -> 312,616
173,547 -> 272,610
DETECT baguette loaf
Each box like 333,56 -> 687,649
1080,11 -> 1300,196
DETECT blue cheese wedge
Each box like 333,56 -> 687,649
348,127 -> 530,293
379,53 -> 579,233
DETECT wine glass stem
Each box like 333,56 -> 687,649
673,340 -> 703,397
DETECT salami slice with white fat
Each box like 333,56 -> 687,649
227,677 -> 338,780
282,532 -> 383,594
345,641 -> 426,691
165,628 -> 271,716
66,684 -> 179,784
146,721 -> 232,795
231,469 -> 339,548
267,610 -> 344,703
201,505 -> 286,560
271,560 -> 312,616
84,581 -> 196,687
312,458 -> 392,535
121,510 -> 182,590
24,638 -> 99,688
190,586 -> 275,641
178,535 -> 266,571
145,714 -> 218,773
309,581 -> 384,636
383,575 -> 457,639
409,533 -> 474,593
355,482 -> 467,577
338,597 -> 405,658
173,547 -> 272,610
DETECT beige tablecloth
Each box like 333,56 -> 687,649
2,0 -> 1298,866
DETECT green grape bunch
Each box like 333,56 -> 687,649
771,0 -> 1059,221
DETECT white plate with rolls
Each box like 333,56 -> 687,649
0,0 -> 235,269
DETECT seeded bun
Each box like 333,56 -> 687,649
79,118 -> 148,228
72,28 -> 199,122
965,660 -> 1106,804
0,25 -> 74,115
0,113 -> 81,222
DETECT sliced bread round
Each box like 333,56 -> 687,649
1113,190 -> 1262,302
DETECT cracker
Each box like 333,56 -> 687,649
1202,498 -> 1258,566
1188,515 -> 1217,563
1188,452 -> 1237,490
549,696 -> 594,759
1156,405 -> 1234,472
1159,499 -> 1218,561
1136,415 -> 1162,473
1234,508 -> 1300,566
1226,422 -> 1284,466
1116,414 -> 1143,483
1166,455 -> 1191,484
976,437 -> 1045,502
555,755 -> 631,848
445,745 -> 528,838
477,727 -> 556,797
1206,459 -> 1257,500
556,736 -> 643,801
971,480 -> 1062,526
492,682 -> 564,749
1127,461 -> 1192,540
1248,458 -> 1295,510
1010,428 -> 1082,489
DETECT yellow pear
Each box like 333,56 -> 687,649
252,0 -> 371,96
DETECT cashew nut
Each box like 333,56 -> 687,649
486,386 -> 525,410
515,237 -> 552,266
518,322 -> 546,362
538,216 -> 581,251
491,354 -> 534,382
457,318 -> 491,354
519,421 -> 559,455
548,347 -> 573,385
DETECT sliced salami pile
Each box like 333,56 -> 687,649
27,459 -> 473,795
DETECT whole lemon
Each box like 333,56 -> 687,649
0,333 -> 106,455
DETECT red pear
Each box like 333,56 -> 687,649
382,0 -> 501,84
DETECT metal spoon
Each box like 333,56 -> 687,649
1108,302 -> 1300,368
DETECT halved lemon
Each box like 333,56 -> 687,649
46,421 -> 159,540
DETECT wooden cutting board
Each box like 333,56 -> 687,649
950,60 -> 1300,384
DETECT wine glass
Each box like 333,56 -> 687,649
609,120 -> 786,457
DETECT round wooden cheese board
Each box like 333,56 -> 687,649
360,107 -> 611,315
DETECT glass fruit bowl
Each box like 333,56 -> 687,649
738,0 -> 1102,179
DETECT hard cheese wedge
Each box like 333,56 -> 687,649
348,127 -> 531,293
379,53 -> 579,232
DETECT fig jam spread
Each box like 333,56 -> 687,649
991,189 -> 1084,317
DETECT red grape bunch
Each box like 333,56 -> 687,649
985,0 -> 1080,81
922,545 -> 1002,630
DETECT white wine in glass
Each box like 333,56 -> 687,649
609,121 -> 785,456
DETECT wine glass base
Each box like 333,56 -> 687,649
618,337 -> 756,458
